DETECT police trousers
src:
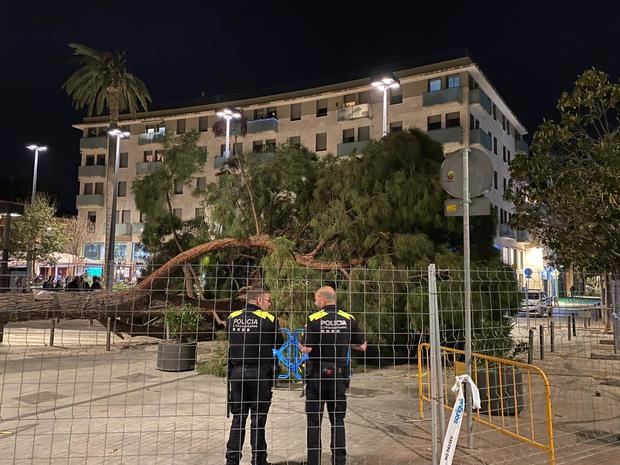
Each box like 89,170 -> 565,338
226,365 -> 273,465
305,379 -> 347,465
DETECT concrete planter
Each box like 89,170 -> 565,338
156,342 -> 197,372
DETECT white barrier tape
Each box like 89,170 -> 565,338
440,375 -> 481,465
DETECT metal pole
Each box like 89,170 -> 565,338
428,264 -> 439,465
1,210 -> 12,291
572,314 -> 577,337
49,318 -> 55,347
106,317 -> 112,351
105,135 -> 121,290
31,149 -> 39,203
550,321 -> 554,353
612,278 -> 619,355
528,329 -> 534,364
429,266 -> 446,439
382,88 -> 388,137
526,278 -> 530,329
225,117 -> 231,159
567,316 -> 572,341
462,147 -> 473,448
539,324 -> 544,360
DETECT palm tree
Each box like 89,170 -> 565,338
64,43 -> 151,288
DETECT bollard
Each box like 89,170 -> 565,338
539,324 -> 544,360
528,329 -> 534,364
550,321 -> 555,353
584,318 -> 587,329
568,316 -> 572,341
0,322 -> 4,343
106,317 -> 112,352
572,314 -> 577,337
49,319 -> 55,347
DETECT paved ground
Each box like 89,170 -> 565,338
0,319 -> 618,465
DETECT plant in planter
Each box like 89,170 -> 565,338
157,303 -> 202,372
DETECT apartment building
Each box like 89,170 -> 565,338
74,54 -> 538,274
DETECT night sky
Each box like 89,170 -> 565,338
2,1 -> 619,213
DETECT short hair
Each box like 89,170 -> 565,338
315,286 -> 337,303
244,288 -> 270,302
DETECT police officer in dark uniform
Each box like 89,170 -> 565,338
302,286 -> 367,465
226,288 -> 280,465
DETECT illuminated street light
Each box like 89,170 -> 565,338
371,73 -> 400,138
104,128 -> 130,290
216,108 -> 242,159
26,144 -> 48,202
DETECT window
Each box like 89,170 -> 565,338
502,146 -> 507,162
390,121 -> 403,132
358,91 -> 370,104
469,114 -> 480,130
494,171 -> 498,189
390,88 -> 402,105
503,178 -> 507,195
195,207 -> 204,219
87,127 -> 98,137
266,107 -> 277,119
119,152 -> 129,168
87,211 -> 96,224
427,115 -> 442,130
358,126 -> 370,141
507,149 -> 511,162
253,140 -> 264,153
266,139 -> 276,152
139,211 -> 146,222
84,243 -> 104,261
132,243 -> 148,263
428,78 -> 442,92
174,179 -> 184,195
253,108 -> 267,120
176,119 -> 186,134
343,94 -> 356,105
84,183 -> 93,195
290,103 -> 301,121
173,208 -> 182,219
118,181 -> 127,197
196,177 -> 207,190
289,136 -> 301,147
85,155 -> 95,166
114,243 -> 127,261
95,183 -> 104,195
316,99 -> 328,117
199,116 -> 209,132
493,137 -> 498,155
143,151 -> 154,162
155,150 -> 164,161
220,144 -> 226,156
121,210 -> 131,224
96,154 -> 106,166
315,133 -> 327,152
446,112 -> 460,128
447,74 -> 461,88
492,104 -> 497,120
500,208 -> 505,223
342,128 -> 355,143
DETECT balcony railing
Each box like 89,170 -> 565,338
422,87 -> 463,107
138,130 -> 166,145
516,230 -> 531,243
80,136 -> 107,149
247,118 -> 278,134
516,139 -> 529,154
136,161 -> 162,175
336,103 -> 370,121
500,223 -> 516,239
470,128 -> 492,152
115,223 -> 132,236
78,165 -> 106,177
336,141 -> 368,157
76,194 -> 104,207
132,223 -> 145,235
427,127 -> 463,145
469,88 -> 492,114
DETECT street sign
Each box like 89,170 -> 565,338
444,198 -> 491,217
524,268 -> 533,278
440,149 -> 494,199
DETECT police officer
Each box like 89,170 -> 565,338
303,286 -> 367,465
226,288 -> 280,465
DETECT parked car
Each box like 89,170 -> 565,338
520,290 -> 552,316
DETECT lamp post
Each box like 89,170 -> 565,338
105,128 -> 130,290
216,108 -> 241,159
371,73 -> 400,138
26,144 -> 47,202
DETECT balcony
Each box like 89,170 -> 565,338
422,87 -> 463,107
427,127 -> 463,145
115,223 -> 132,236
138,130 -> 166,145
247,118 -> 278,134
76,194 -> 104,207
469,88 -> 492,114
336,103 -> 370,121
132,223 -> 145,235
499,223 -> 516,239
78,165 -> 106,177
136,161 -> 162,175
470,128 -> 492,152
516,230 -> 531,243
516,139 -> 529,154
337,141 -> 368,157
80,136 -> 107,150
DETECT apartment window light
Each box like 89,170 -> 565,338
447,74 -> 461,88
428,78 -> 442,92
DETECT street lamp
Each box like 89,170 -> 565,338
371,73 -> 400,138
26,144 -> 47,203
105,128 -> 130,290
216,108 -> 241,159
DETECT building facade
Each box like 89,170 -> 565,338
74,55 -> 538,275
